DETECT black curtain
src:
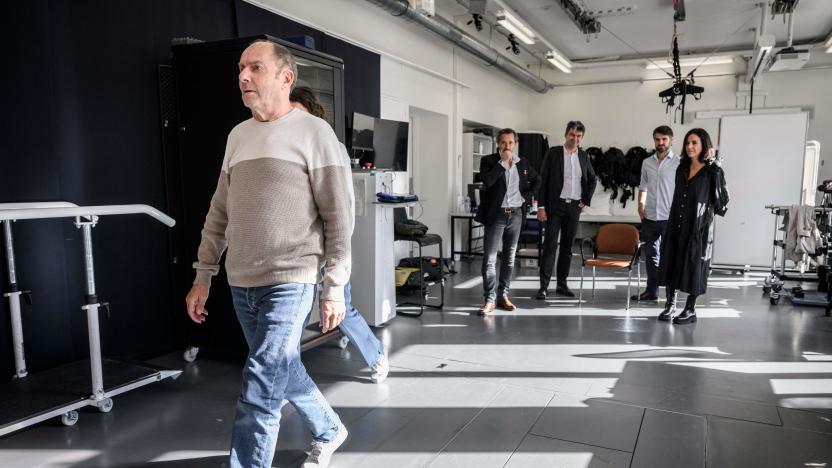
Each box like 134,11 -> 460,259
518,133 -> 550,174
0,0 -> 381,377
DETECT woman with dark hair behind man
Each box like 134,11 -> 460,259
290,86 -> 327,120
658,128 -> 730,324
289,85 -> 390,383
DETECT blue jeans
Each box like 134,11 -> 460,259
229,283 -> 341,468
482,209 -> 523,302
340,282 -> 384,367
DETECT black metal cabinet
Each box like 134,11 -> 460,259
163,35 -> 345,356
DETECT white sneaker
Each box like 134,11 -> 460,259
370,352 -> 389,384
303,424 -> 348,468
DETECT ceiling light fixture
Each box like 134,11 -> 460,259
646,55 -> 734,70
496,9 -> 535,44
546,51 -> 573,73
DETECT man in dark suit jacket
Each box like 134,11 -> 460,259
536,121 -> 597,299
474,128 -> 541,315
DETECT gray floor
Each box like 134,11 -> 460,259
2,259 -> 832,468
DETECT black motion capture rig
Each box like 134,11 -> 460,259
658,25 -> 704,124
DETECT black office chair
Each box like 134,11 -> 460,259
393,207 -> 445,316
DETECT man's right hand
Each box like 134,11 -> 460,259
537,207 -> 547,222
186,284 -> 210,324
320,299 -> 346,333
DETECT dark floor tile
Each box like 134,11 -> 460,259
778,406 -> 832,434
504,434 -> 632,468
631,409 -> 705,468
707,416 -> 832,468
529,393 -> 644,452
429,386 -> 554,467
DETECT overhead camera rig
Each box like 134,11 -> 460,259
658,26 -> 704,124
771,0 -> 799,16
558,0 -> 601,36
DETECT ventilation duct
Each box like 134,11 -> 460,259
365,0 -> 552,93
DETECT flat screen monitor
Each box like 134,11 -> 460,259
373,118 -> 408,171
351,112 -> 375,150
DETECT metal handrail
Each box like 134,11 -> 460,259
765,204 -> 832,212
0,204 -> 175,227
0,202 -> 79,210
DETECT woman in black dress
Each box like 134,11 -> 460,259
658,128 -> 729,324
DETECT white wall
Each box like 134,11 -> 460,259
528,65 -> 832,181
457,53 -> 532,130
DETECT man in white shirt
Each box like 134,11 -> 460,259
536,121 -> 597,299
474,129 -> 540,314
634,126 -> 679,315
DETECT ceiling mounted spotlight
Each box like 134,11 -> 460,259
466,13 -> 483,32
506,34 -> 521,55
558,0 -> 601,35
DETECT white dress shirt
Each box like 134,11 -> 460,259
639,150 -> 679,221
560,147 -> 582,200
500,154 -> 524,208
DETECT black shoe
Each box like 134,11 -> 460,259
672,307 -> 697,324
631,291 -> 659,302
536,289 -> 547,300
657,303 -> 676,321
555,286 -> 575,297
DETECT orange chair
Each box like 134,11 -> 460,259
579,224 -> 642,309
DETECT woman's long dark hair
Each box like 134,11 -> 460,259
683,128 -> 713,163
290,86 -> 326,120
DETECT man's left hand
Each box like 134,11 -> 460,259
320,299 -> 346,333
578,201 -> 585,209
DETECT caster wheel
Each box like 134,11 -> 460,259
338,336 -> 350,349
770,296 -> 780,305
61,411 -> 79,426
98,398 -> 113,413
183,346 -> 199,363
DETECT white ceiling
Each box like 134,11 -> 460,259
439,0 -> 832,64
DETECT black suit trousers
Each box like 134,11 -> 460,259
539,200 -> 581,289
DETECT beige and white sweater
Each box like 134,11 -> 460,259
193,108 -> 354,302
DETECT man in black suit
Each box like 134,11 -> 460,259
474,128 -> 541,315
536,121 -> 597,299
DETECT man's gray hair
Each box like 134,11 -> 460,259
250,39 -> 298,90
